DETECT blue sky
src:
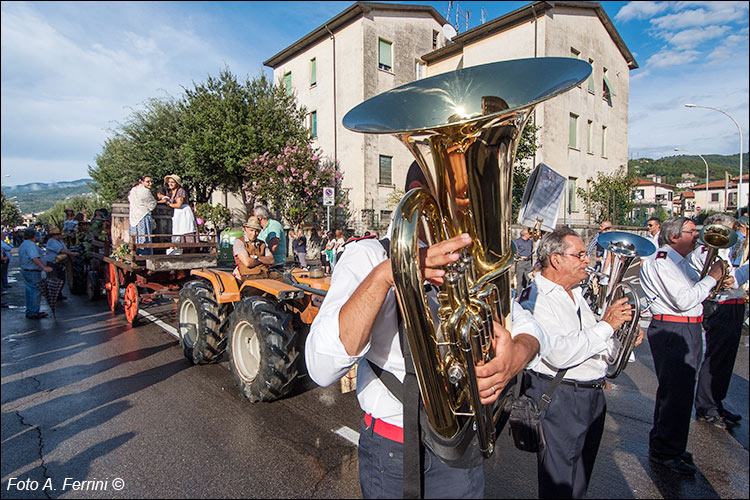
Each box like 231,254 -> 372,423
1,1 -> 748,186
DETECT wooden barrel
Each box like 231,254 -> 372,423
111,201 -> 173,250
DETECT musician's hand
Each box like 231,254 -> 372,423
707,260 -> 723,281
418,233 -> 472,286
634,326 -> 644,347
475,322 -> 539,405
721,275 -> 735,289
601,297 -> 632,330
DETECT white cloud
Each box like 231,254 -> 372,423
645,48 -> 701,68
651,3 -> 749,30
663,25 -> 730,49
615,1 -> 669,23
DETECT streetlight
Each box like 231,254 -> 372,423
684,104 -> 744,217
675,148 -> 709,211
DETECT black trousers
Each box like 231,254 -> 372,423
695,302 -> 745,418
515,259 -> 533,297
525,372 -> 606,499
647,319 -> 703,457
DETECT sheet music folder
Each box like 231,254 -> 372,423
517,163 -> 566,232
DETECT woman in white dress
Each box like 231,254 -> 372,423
158,174 -> 196,255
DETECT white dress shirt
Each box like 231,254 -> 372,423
640,245 -> 716,317
518,274 -> 614,381
305,238 -> 550,428
686,244 -> 746,302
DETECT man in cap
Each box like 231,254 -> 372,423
253,205 -> 287,266
62,208 -> 78,232
19,228 -> 53,319
232,216 -> 276,281
45,227 -> 79,300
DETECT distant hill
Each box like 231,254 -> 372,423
2,179 -> 95,214
628,153 -> 747,188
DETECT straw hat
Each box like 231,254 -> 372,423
243,216 -> 262,230
164,174 -> 182,185
48,227 -> 62,236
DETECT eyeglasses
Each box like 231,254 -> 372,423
560,251 -> 590,261
682,229 -> 699,235
601,227 -> 612,232
647,223 -> 655,227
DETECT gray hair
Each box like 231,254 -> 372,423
659,216 -> 688,246
537,226 -> 580,268
703,213 -> 737,229
253,205 -> 271,220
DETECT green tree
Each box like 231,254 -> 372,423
90,97 -> 183,203
242,142 -> 349,228
179,67 -> 309,205
1,191 -> 24,227
36,195 -> 108,229
577,166 -> 636,225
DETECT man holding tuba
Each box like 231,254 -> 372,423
639,216 -> 727,475
305,165 -> 550,499
517,227 -> 637,499
687,214 -> 744,430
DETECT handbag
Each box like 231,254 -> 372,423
508,369 -> 567,453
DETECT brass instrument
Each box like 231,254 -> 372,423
529,217 -> 544,242
699,223 -> 737,300
596,231 -> 656,379
343,58 -> 591,457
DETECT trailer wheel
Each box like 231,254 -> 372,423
68,254 -> 87,295
86,271 -> 100,301
124,283 -> 139,325
227,296 -> 299,402
178,280 -> 229,364
106,263 -> 119,312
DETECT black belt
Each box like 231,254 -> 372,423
533,371 -> 605,389
516,256 -> 532,261
22,268 -> 41,272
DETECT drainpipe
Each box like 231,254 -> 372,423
325,24 -> 338,166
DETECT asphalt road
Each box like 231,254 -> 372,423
2,255 -> 748,499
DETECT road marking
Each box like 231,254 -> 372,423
138,309 -> 179,339
334,426 -> 360,446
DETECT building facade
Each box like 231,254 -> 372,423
264,1 -> 636,230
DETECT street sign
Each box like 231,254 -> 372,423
323,187 -> 335,206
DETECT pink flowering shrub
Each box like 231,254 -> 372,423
241,141 -> 350,227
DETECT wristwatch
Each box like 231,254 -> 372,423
253,255 -> 258,260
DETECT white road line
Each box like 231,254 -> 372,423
138,309 -> 180,339
334,426 -> 360,446
138,307 -> 359,447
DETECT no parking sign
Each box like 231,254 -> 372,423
323,187 -> 335,206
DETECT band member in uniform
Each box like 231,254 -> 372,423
305,164 -> 550,499
640,216 -> 725,475
687,214 -> 744,429
646,217 -> 661,249
517,227 -> 638,499
232,216 -> 276,281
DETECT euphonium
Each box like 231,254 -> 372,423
596,231 -> 655,378
343,58 -> 591,457
699,223 -> 737,300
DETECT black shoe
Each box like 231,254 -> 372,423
58,295 -> 67,301
25,312 -> 49,319
649,452 -> 697,475
680,451 -> 694,465
696,415 -> 727,429
718,409 -> 742,424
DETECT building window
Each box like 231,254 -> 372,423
379,155 -> 392,185
310,58 -> 317,87
380,210 -> 393,225
711,192 -> 719,202
569,113 -> 578,149
587,120 -> 593,153
570,48 -> 580,88
601,125 -> 607,157
415,60 -> 426,80
378,38 -> 392,72
284,72 -> 292,95
432,30 -> 439,50
307,111 -> 317,139
603,67 -> 614,106
568,177 -> 577,212
588,58 -> 595,94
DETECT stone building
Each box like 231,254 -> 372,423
262,1 -> 637,230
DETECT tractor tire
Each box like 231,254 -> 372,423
227,296 -> 299,402
178,280 -> 229,364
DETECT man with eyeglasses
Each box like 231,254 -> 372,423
645,217 -> 661,249
639,216 -> 727,475
517,227 -> 637,498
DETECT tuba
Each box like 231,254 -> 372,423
595,231 -> 655,378
698,223 -> 737,300
343,58 -> 591,457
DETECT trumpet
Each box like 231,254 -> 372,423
699,223 -> 737,300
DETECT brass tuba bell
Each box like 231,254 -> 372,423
343,58 -> 591,458
699,223 -> 737,300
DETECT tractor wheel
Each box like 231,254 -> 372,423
178,280 -> 229,364
86,270 -> 100,301
227,296 -> 299,402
